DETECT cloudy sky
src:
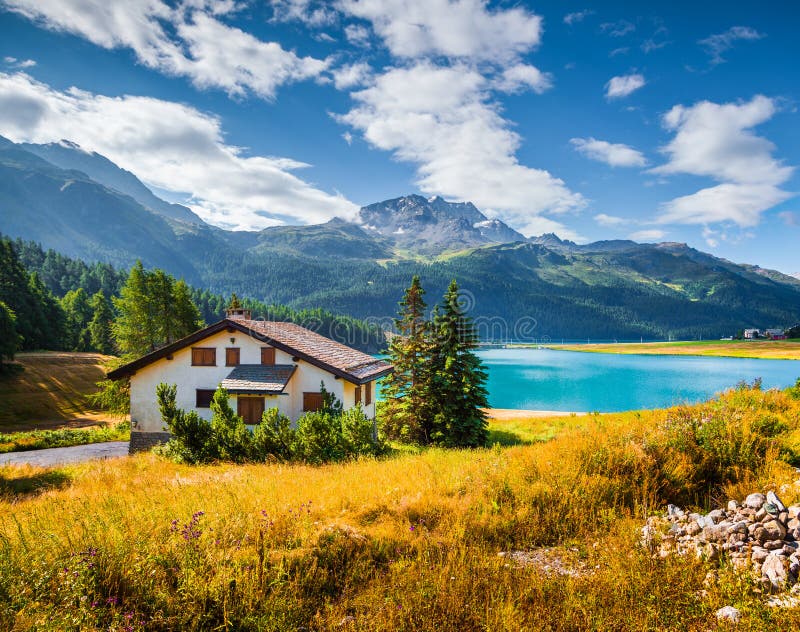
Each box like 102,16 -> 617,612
0,0 -> 798,272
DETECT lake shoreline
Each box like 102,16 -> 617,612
541,340 -> 800,361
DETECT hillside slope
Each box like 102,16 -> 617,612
1,137 -> 799,339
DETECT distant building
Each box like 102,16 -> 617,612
743,329 -> 761,340
765,328 -> 787,340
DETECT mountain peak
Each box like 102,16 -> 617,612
357,194 -> 525,254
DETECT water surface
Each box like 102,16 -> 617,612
479,348 -> 800,412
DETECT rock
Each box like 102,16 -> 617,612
755,508 -> 768,521
765,539 -> 785,550
767,491 -> 786,512
707,509 -> 726,524
715,606 -> 741,623
752,546 -> 770,563
788,517 -> 800,530
745,493 -> 766,510
789,505 -> 800,520
686,520 -> 702,536
727,500 -> 739,512
762,519 -> 788,541
667,504 -> 685,520
763,555 -> 788,591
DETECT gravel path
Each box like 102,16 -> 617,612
0,441 -> 129,467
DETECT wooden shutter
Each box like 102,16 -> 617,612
237,397 -> 265,424
225,347 -> 240,366
303,392 -> 324,412
196,389 -> 215,408
261,347 -> 276,365
365,381 -> 372,406
192,348 -> 216,366
354,385 -> 362,405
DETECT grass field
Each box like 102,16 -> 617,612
2,384 -> 799,630
0,352 -> 120,431
548,339 -> 800,360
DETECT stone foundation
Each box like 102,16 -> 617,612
129,430 -> 171,454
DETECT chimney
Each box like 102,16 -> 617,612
226,307 -> 251,320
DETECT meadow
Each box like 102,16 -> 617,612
549,340 -> 800,360
1,384 -> 800,630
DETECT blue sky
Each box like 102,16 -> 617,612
0,0 -> 798,273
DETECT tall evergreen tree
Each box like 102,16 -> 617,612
428,280 -> 489,447
88,290 -> 115,354
0,301 -> 19,362
172,279 -> 203,338
61,288 -> 92,351
381,275 -> 433,443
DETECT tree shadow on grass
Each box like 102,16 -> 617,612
487,429 -> 532,447
0,468 -> 72,498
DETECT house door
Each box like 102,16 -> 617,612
237,397 -> 265,424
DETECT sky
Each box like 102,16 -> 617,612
0,0 -> 798,273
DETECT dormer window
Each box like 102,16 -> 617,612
261,347 -> 276,365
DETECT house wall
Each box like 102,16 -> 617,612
128,328 -> 378,444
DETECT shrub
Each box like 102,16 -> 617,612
252,408 -> 296,461
157,383 -> 214,464
208,389 -> 251,463
341,405 -> 385,457
294,411 -> 345,465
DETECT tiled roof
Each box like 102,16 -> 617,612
220,364 -> 295,393
107,318 -> 393,384
238,320 -> 393,382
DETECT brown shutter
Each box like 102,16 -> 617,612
226,347 -> 240,366
237,397 -> 265,424
303,392 -> 324,412
261,347 -> 276,365
365,381 -> 372,406
354,385 -> 362,405
192,348 -> 216,366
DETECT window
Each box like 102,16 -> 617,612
303,392 -> 324,412
225,347 -> 240,366
354,385 -> 362,405
196,389 -> 215,408
261,347 -> 276,365
237,397 -> 265,424
365,381 -> 372,406
191,347 -> 216,366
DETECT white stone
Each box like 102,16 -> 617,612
715,606 -> 740,623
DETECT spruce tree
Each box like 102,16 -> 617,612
172,279 -> 203,338
61,288 -> 92,351
381,275 -> 433,443
88,290 -> 115,354
429,280 -> 489,447
113,261 -> 158,356
0,301 -> 19,362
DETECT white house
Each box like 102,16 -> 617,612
108,308 -> 393,452
743,328 -> 761,340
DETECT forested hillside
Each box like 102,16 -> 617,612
2,136 -> 800,340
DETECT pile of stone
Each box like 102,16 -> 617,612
642,490 -> 800,593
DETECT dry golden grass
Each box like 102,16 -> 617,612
2,388 -> 800,630
0,352 -> 121,431
550,340 -> 800,360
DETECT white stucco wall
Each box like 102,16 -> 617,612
128,328 -> 377,433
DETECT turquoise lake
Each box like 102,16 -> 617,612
477,348 -> 800,412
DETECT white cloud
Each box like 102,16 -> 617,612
594,213 -> 626,227
699,26 -> 764,66
652,95 -> 793,227
2,56 -> 36,68
2,0 -> 329,100
344,23 -> 371,47
605,73 -> 645,99
600,20 -> 635,37
342,131 -> 353,145
269,0 -> 338,26
337,62 -> 584,238
0,72 -> 357,230
564,10 -> 593,25
778,211 -> 799,227
336,0 -> 542,64
493,63 -> 552,94
331,61 -> 372,90
629,229 -> 665,241
570,137 -> 647,167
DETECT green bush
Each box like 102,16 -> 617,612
156,383 -> 382,465
252,408 -> 295,461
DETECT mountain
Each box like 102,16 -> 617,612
1,137 -> 800,340
358,194 -> 525,254
18,138 -> 204,224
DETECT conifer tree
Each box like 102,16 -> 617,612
88,290 -> 115,354
61,288 -> 92,351
113,261 -> 158,356
381,275 -> 433,443
428,279 -> 489,447
0,301 -> 19,362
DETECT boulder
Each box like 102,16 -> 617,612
767,491 -> 786,513
715,606 -> 741,623
745,493 -> 766,510
763,555 -> 788,591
